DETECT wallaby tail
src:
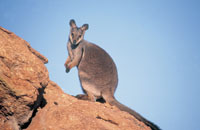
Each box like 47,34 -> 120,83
108,98 -> 160,130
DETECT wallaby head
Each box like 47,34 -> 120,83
69,19 -> 89,46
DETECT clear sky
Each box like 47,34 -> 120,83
1,0 -> 200,130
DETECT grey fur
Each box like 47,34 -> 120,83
64,19 -> 160,130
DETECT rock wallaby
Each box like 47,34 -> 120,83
64,19 -> 160,130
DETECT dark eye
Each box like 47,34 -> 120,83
79,35 -> 82,38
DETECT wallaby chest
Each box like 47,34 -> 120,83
67,41 -> 84,62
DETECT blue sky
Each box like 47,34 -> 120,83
1,0 -> 200,130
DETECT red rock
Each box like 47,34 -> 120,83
0,26 -> 49,129
27,81 -> 151,130
0,27 -> 151,130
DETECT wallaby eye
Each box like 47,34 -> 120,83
79,35 -> 82,38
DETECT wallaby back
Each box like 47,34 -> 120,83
78,41 -> 118,98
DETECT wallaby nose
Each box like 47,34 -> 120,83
73,40 -> 76,44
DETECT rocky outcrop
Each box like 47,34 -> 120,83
0,27 -> 49,129
0,27 -> 151,130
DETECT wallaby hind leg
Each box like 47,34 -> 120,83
76,94 -> 90,100
76,91 -> 96,102
102,91 -> 116,106
86,91 -> 96,102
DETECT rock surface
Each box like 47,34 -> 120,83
0,27 -> 151,130
0,27 -> 49,130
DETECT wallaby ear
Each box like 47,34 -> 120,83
69,19 -> 77,28
81,24 -> 89,31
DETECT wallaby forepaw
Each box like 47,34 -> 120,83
66,67 -> 70,73
65,64 -> 70,73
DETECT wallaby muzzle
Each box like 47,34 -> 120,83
73,40 -> 77,45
